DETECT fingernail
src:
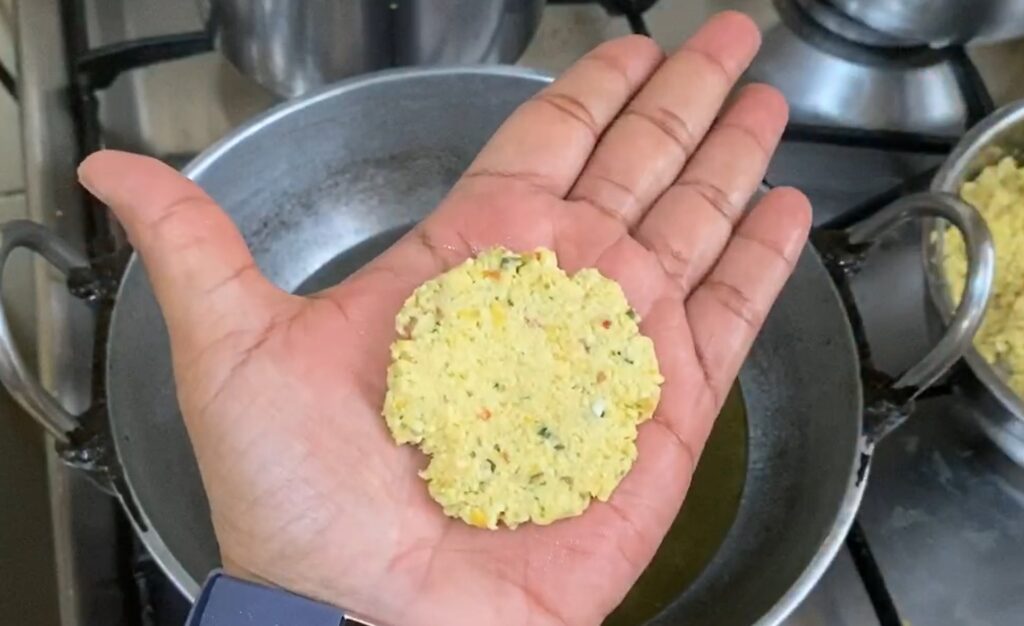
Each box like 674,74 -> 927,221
77,159 -> 108,204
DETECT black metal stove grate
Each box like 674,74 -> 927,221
550,0 -> 661,36
789,42 -> 996,231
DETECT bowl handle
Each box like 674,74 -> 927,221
0,220 -> 90,444
847,191 -> 994,391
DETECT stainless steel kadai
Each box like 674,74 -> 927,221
197,0 -> 545,98
923,100 -> 1024,466
830,0 -> 1024,46
0,67 -> 995,625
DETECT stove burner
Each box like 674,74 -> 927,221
783,0 -> 995,127
792,0 -> 914,49
750,0 -> 994,137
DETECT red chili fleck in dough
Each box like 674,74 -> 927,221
601,319 -> 612,329
478,408 -> 492,421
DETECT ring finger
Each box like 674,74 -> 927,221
635,83 -> 789,295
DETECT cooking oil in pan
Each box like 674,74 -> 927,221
298,241 -> 748,625
604,384 -> 747,625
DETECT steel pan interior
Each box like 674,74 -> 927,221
106,67 -> 863,624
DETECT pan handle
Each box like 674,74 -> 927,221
0,220 -> 90,444
847,191 -> 994,392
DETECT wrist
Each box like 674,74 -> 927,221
188,570 -> 377,626
218,548 -> 410,626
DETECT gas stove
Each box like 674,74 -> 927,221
9,1 -> 1024,625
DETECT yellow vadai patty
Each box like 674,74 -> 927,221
382,247 -> 663,529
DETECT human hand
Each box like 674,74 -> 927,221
77,12 -> 810,626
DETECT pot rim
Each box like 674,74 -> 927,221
754,439 -> 869,625
923,99 -> 1024,425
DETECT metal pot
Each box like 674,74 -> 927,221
923,100 -> 1024,466
0,67 -> 994,625
198,0 -> 545,98
830,0 -> 1024,46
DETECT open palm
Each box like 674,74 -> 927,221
79,13 -> 809,626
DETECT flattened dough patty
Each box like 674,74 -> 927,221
383,247 -> 663,529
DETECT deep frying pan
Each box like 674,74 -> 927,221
0,67 -> 993,624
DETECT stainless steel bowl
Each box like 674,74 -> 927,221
198,0 -> 545,98
923,100 -> 1024,464
831,0 -> 1024,46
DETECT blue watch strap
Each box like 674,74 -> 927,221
187,570 -> 348,626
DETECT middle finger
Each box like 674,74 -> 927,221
566,11 -> 761,228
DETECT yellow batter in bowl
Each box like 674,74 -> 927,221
943,156 -> 1024,397
383,247 -> 663,529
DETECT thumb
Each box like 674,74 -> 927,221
77,150 -> 286,354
